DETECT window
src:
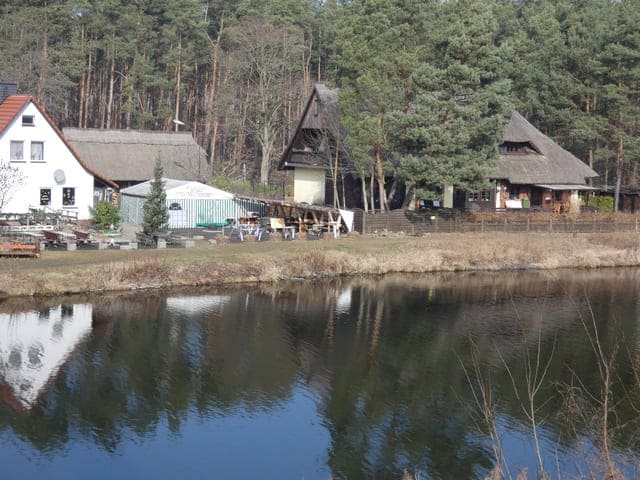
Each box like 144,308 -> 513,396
22,115 -> 34,126
31,141 -> 44,161
62,187 -> 75,206
468,192 -> 479,202
10,141 -> 24,161
40,188 -> 51,206
481,190 -> 491,202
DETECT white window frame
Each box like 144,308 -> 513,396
31,141 -> 44,162
22,115 -> 35,126
10,140 -> 24,162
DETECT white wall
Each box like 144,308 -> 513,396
294,168 -> 326,205
0,102 -> 96,219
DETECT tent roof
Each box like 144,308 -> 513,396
120,178 -> 234,199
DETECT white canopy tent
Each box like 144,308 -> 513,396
120,179 -> 264,228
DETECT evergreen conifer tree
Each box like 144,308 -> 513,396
142,158 -> 169,235
389,0 -> 512,201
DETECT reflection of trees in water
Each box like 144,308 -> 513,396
0,292 -> 299,452
270,271 -> 640,478
1,270 -> 640,477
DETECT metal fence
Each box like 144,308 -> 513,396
356,209 -> 640,235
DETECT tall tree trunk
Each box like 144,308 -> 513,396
38,1 -> 49,103
375,142 -> 386,212
586,96 -> 594,186
106,38 -> 116,129
614,137 -> 623,212
375,115 -> 388,211
386,179 -> 397,208
83,49 -> 93,128
205,16 -> 224,166
174,37 -> 183,132
259,122 -> 272,184
369,166 -> 375,212
333,136 -> 340,209
361,175 -> 369,212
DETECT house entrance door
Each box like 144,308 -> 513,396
530,188 -> 543,208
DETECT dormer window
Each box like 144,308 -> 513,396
499,141 -> 537,155
22,115 -> 34,126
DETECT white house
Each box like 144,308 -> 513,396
0,94 -> 117,221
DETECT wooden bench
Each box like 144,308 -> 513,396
0,242 -> 40,258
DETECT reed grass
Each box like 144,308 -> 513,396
3,232 -> 640,298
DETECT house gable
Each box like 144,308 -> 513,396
278,83 -> 342,171
0,95 -> 115,219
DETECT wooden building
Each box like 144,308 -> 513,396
278,83 -> 360,209
460,111 -> 598,213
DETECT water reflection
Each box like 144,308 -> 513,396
1,270 -> 640,479
0,303 -> 92,409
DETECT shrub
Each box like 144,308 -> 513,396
90,201 -> 120,229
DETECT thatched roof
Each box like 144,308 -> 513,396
63,128 -> 208,184
490,111 -> 598,185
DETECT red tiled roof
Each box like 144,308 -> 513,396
0,95 -> 118,189
0,94 -> 31,134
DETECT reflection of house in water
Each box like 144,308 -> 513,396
335,287 -> 352,316
165,295 -> 231,315
0,304 -> 93,409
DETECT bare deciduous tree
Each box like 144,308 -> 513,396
224,17 -> 305,184
0,163 -> 25,212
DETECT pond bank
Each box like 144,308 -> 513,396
2,232 -> 640,299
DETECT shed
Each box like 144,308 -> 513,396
120,179 -> 265,228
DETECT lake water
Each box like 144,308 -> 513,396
1,270 -> 640,479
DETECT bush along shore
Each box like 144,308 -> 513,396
2,232 -> 640,299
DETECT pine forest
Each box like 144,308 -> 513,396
2,0 -> 639,210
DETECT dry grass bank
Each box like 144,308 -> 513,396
1,232 -> 640,298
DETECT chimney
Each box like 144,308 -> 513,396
0,82 -> 18,104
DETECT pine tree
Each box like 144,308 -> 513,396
389,0 -> 512,201
336,0 -> 434,211
142,158 -> 169,234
